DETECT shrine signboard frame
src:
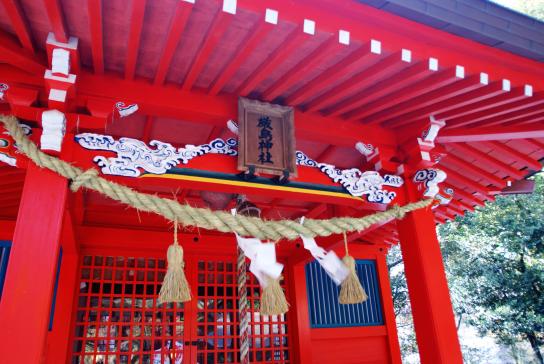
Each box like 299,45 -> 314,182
237,97 -> 297,177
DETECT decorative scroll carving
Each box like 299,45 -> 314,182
296,151 -> 403,204
0,123 -> 31,167
433,187 -> 454,208
75,133 -> 237,177
413,168 -> 447,198
115,102 -> 139,117
0,83 -> 8,100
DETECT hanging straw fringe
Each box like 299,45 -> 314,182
339,232 -> 368,304
158,222 -> 192,305
0,116 -> 432,242
260,275 -> 289,316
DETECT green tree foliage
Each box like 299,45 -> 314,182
439,174 -> 544,363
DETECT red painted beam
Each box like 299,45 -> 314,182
208,20 -> 274,96
1,0 -> 34,51
87,0 -> 104,74
440,165 -> 492,199
182,10 -> 234,91
328,59 -> 432,117
237,25 -> 309,96
124,0 -> 146,80
486,141 -> 542,171
442,154 -> 506,188
0,32 -> 45,75
504,111 -> 544,127
482,106 -> 544,128
446,92 -> 544,129
262,34 -> 340,102
237,0 -> 544,89
448,143 -> 524,180
436,84 -> 526,121
43,0 -> 67,43
386,77 -> 508,128
347,66 -> 461,122
304,50 -> 404,112
153,1 -> 193,85
438,124 -> 544,143
285,41 -> 378,106
370,73 -> 485,125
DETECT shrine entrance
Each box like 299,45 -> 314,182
69,253 -> 292,364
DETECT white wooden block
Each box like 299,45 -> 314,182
524,84 -> 533,96
338,30 -> 350,45
49,89 -> 67,103
401,49 -> 412,62
502,79 -> 511,91
370,39 -> 381,54
265,9 -> 278,24
429,57 -> 438,71
303,19 -> 315,35
41,109 -> 66,152
51,48 -> 70,76
480,72 -> 489,84
455,65 -> 465,78
222,0 -> 236,14
46,32 -> 78,49
44,70 -> 76,84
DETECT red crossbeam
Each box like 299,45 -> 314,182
262,34 -> 340,102
124,0 -> 146,80
182,11 -> 234,90
1,0 -> 34,52
285,41 -> 378,105
369,73 -> 484,125
304,50 -> 404,112
438,124 -> 544,143
43,0 -> 68,43
237,25 -> 309,96
208,20 -> 274,95
88,0 -> 104,74
154,2 -> 193,85
347,66 -> 461,122
328,59 -> 432,117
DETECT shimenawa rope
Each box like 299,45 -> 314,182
0,115 -> 432,241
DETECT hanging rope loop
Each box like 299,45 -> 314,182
0,115 -> 432,241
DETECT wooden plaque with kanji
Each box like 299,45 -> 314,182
237,98 -> 297,177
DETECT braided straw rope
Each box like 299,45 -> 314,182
0,115 -> 432,240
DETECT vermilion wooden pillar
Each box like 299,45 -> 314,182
45,212 -> 80,364
0,163 -> 68,364
397,200 -> 463,363
287,261 -> 313,364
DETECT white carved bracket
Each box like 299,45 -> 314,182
41,109 -> 66,152
0,83 -> 8,100
413,168 -> 447,199
115,102 -> 139,117
296,151 -> 403,204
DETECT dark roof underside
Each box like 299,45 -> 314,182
357,0 -> 544,62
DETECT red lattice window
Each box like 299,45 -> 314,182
194,258 -> 291,363
71,256 -> 186,364
70,255 -> 291,364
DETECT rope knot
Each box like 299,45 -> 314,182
391,205 -> 406,220
70,168 -> 99,192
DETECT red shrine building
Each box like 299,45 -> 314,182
0,0 -> 543,363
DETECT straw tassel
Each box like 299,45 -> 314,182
339,232 -> 368,304
158,221 -> 192,305
260,275 -> 289,316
